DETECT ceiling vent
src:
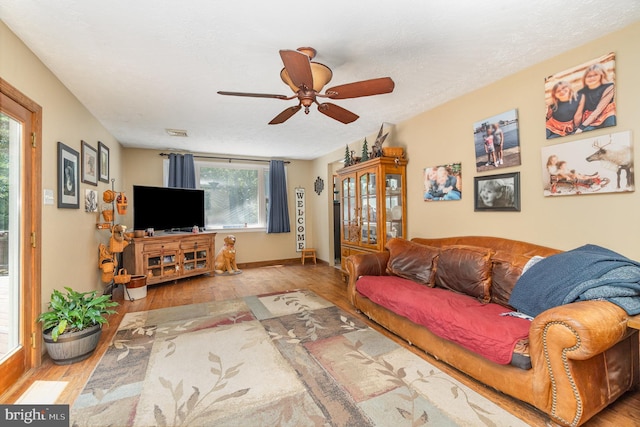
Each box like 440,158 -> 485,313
166,128 -> 188,137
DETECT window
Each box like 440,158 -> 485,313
196,161 -> 269,230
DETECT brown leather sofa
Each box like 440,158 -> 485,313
345,236 -> 639,427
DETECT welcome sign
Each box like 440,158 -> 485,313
295,188 -> 306,252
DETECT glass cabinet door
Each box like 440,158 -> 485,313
385,172 -> 403,240
341,176 -> 357,242
359,172 -> 377,246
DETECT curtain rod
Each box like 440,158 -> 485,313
159,153 -> 290,164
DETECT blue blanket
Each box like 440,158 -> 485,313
509,244 -> 640,317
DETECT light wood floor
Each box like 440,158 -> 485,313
2,263 -> 639,426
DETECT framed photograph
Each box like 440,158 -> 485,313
85,189 -> 98,212
541,130 -> 633,197
57,141 -> 80,209
474,172 -> 520,211
424,163 -> 462,201
81,140 -> 98,185
98,141 -> 110,183
545,52 -> 616,139
473,109 -> 521,172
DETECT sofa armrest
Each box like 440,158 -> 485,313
529,300 -> 630,426
530,300 -> 628,361
345,252 -> 390,306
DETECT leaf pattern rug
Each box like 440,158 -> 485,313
71,290 -> 528,426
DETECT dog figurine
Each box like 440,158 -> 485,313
214,235 -> 241,275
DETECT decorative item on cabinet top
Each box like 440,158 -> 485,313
343,123 -> 401,167
381,146 -> 404,158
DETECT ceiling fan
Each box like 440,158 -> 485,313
218,47 -> 395,125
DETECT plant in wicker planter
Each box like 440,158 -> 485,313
36,287 -> 118,365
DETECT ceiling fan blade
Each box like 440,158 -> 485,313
318,103 -> 359,124
218,91 -> 290,99
280,50 -> 314,90
325,77 -> 395,99
269,105 -> 302,125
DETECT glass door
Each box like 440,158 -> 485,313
359,172 -> 377,246
0,86 -> 41,395
385,172 -> 403,240
341,176 -> 357,242
0,108 -> 21,363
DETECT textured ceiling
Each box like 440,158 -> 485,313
2,1 -> 640,160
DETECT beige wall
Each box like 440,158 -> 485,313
311,22 -> 640,261
121,148 -> 315,264
1,21 -> 122,311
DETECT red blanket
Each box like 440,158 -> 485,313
356,275 -> 530,364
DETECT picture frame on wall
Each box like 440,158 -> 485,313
544,52 -> 616,139
423,163 -> 462,201
81,140 -> 98,185
473,109 -> 521,172
98,141 -> 110,183
57,141 -> 80,209
85,189 -> 98,212
541,130 -> 633,196
474,172 -> 520,211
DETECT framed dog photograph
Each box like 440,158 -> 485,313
57,141 -> 80,209
474,172 -> 520,211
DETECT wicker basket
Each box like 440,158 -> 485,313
114,268 -> 131,284
103,190 -> 116,203
102,209 -> 114,222
116,192 -> 128,215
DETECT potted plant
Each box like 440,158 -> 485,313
36,287 -> 118,365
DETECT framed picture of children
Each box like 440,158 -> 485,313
473,109 -> 521,172
474,172 -> 520,211
423,163 -> 462,202
541,130 -> 633,197
545,52 -> 616,139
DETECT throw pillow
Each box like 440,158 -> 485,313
434,245 -> 494,303
385,238 -> 440,286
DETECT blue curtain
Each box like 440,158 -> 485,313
267,160 -> 290,233
168,153 -> 196,188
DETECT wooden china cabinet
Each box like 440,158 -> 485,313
337,156 -> 407,276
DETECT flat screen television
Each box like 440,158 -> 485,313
133,185 -> 205,232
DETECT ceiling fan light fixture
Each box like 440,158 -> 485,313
219,46 -> 394,125
280,62 -> 333,93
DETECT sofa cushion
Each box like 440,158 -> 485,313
385,238 -> 439,286
491,251 -> 534,308
434,245 -> 493,303
356,275 -> 531,365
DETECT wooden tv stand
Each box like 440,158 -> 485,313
123,232 -> 216,285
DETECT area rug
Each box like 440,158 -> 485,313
71,290 -> 528,426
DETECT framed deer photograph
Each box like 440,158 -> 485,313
541,130 -> 633,197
